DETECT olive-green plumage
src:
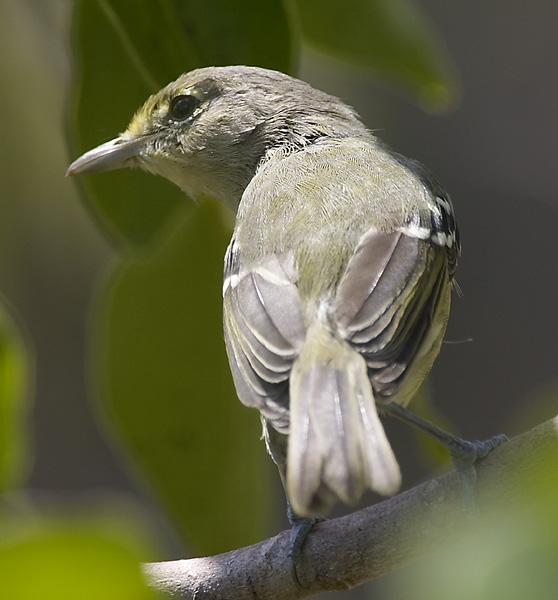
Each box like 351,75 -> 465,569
67,66 -> 459,517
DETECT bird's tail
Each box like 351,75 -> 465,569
287,322 -> 401,516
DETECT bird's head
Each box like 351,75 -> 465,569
67,66 -> 369,208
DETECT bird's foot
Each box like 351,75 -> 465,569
449,434 -> 508,511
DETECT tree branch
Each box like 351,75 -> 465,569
143,416 -> 558,599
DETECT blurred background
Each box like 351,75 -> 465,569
1,0 -> 557,598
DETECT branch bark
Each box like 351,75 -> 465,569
143,416 -> 558,599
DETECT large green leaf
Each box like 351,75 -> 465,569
67,0 -> 293,247
93,200 -> 272,555
0,301 -> 32,492
293,0 -> 459,110
0,515 -> 157,600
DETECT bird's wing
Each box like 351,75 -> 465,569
223,239 -> 306,432
335,228 -> 451,404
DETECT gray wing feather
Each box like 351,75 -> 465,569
335,229 -> 449,402
336,231 -> 424,338
223,244 -> 305,431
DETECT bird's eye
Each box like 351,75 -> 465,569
168,95 -> 200,121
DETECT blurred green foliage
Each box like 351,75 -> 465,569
0,301 -> 31,492
390,463 -> 558,600
0,515 -> 157,600
93,199 -> 270,553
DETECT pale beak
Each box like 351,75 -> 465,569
66,135 -> 150,176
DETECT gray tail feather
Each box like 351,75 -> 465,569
287,328 -> 401,516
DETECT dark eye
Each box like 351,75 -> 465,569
168,95 -> 200,121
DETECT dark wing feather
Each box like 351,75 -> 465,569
335,229 -> 450,403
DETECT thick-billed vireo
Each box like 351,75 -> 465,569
67,66 -> 505,571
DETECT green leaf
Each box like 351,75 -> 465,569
0,301 -> 32,492
293,0 -> 459,111
67,0 -> 293,247
0,516 -> 157,600
93,200 -> 272,554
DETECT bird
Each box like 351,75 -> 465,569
67,66 -> 505,568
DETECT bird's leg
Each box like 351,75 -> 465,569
382,402 -> 507,511
262,418 -> 320,585
286,503 -> 321,586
